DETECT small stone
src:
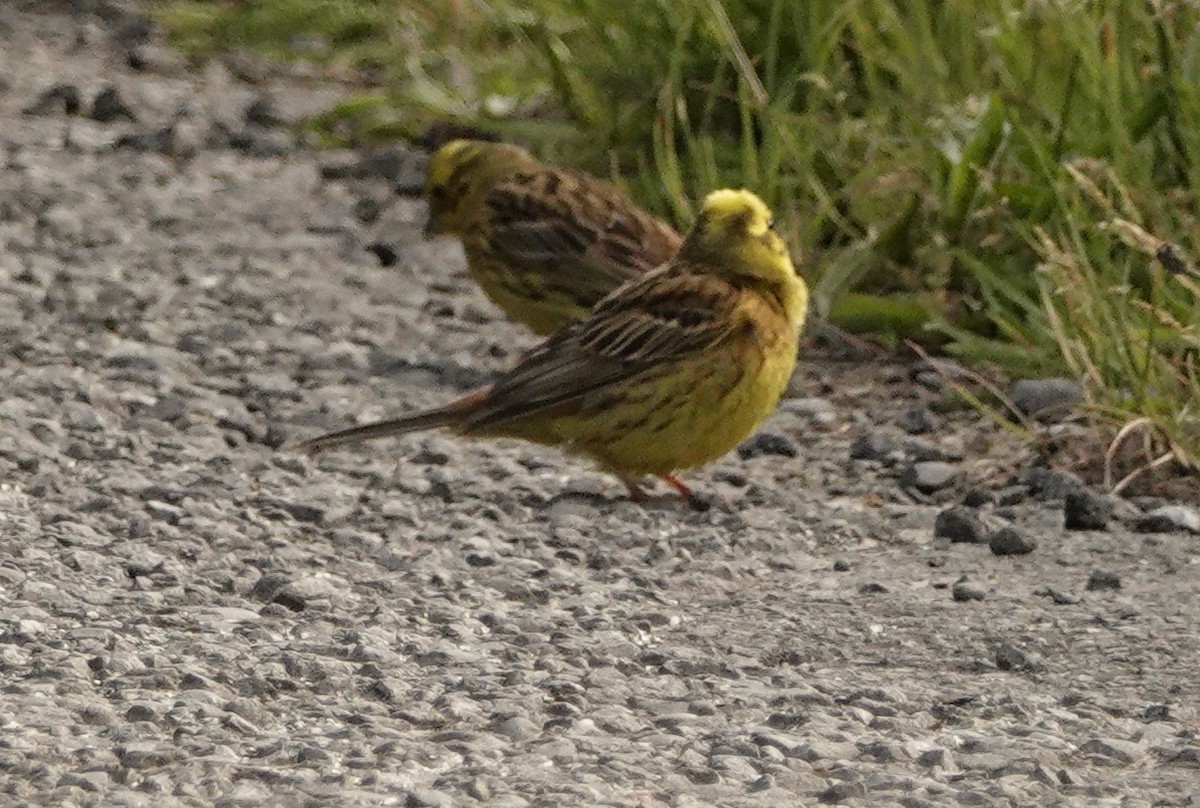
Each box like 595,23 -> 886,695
903,461 -> 959,493
366,242 -> 399,267
1010,378 -> 1083,421
1063,489 -> 1113,530
859,582 -> 888,594
1015,467 -> 1085,501
934,506 -> 987,544
1134,505 -> 1200,534
1141,704 -> 1171,722
952,580 -> 986,602
781,397 -> 835,417
1086,570 -> 1121,591
1035,587 -> 1080,605
244,94 -> 284,127
24,83 -> 81,116
832,559 -> 851,572
994,643 -> 1028,671
89,86 -> 136,123
1077,738 -> 1145,764
961,488 -> 995,507
897,407 -> 937,434
988,525 -> 1037,556
818,781 -> 866,803
739,431 -> 797,459
353,197 -> 382,225
849,432 -> 898,462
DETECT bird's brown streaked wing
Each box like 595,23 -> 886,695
483,170 -> 682,305
461,269 -> 739,429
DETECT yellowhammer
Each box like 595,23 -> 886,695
299,189 -> 807,506
424,139 -> 682,335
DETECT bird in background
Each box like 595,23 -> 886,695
296,189 -> 808,507
423,139 -> 682,335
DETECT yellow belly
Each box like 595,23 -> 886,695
519,335 -> 798,477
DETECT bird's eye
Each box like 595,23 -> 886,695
766,218 -> 775,230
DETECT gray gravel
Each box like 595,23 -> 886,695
1,4 -> 1199,806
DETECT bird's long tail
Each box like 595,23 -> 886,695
294,389 -> 487,454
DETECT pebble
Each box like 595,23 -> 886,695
951,580 -> 986,602
994,643 -> 1030,671
1077,737 -> 1145,764
1133,505 -> 1200,534
903,461 -> 959,493
849,432 -> 899,462
738,431 -> 798,459
1015,467 -> 1085,502
89,86 -> 136,123
988,526 -> 1037,556
23,82 -> 81,115
1009,378 -> 1083,421
1086,570 -> 1122,591
934,506 -> 987,544
897,407 -> 937,434
1063,489 -> 1113,530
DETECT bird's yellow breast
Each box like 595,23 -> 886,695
547,291 -> 800,476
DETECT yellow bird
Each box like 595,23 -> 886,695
424,139 -> 682,335
300,189 -> 807,506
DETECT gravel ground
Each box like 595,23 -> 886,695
1,4 -> 1198,807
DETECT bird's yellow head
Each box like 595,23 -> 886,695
680,189 -> 807,323
424,140 -> 488,236
682,190 -> 795,280
424,139 -> 532,237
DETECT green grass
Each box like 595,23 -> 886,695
157,0 -> 1200,474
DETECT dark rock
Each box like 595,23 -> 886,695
952,580 -> 986,602
24,83 -> 81,116
903,437 -> 963,462
903,461 -> 959,493
961,488 -> 995,507
994,643 -> 1029,671
225,126 -> 291,157
1064,489 -> 1113,531
244,94 -> 283,128
1035,587 -> 1080,605
353,197 -> 382,225
934,506 -> 987,544
1133,505 -> 1200,534
88,86 -> 136,122
897,407 -> 937,434
366,242 -> 398,267
114,124 -> 176,154
1015,467 -> 1085,502
1086,570 -> 1121,591
859,582 -> 888,594
988,526 -> 1037,556
832,559 -> 851,572
738,431 -> 797,459
1142,704 -> 1171,722
1010,378 -> 1083,421
907,358 -> 969,389
818,781 -> 866,803
849,432 -> 898,462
